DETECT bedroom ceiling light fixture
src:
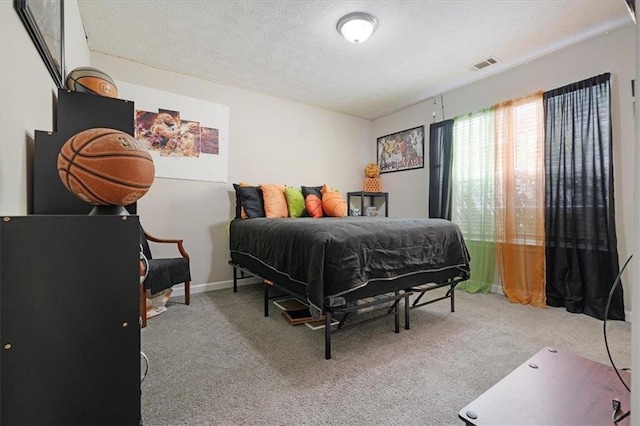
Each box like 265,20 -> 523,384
336,12 -> 378,44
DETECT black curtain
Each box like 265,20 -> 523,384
543,73 -> 624,320
429,119 -> 454,220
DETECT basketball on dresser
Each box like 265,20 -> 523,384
57,128 -> 155,206
66,66 -> 119,98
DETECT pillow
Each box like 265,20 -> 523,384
232,184 -> 243,219
237,186 -> 265,218
301,185 -> 323,199
285,187 -> 306,218
305,194 -> 323,218
260,184 -> 288,218
321,184 -> 347,217
302,185 -> 324,218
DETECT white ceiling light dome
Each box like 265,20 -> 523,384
336,12 -> 378,44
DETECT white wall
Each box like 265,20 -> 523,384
2,0 -> 634,317
0,0 -> 89,215
0,0 -> 370,292
374,24 -> 637,316
90,53 -> 371,289
1,0 -> 371,293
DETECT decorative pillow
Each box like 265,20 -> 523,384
260,184 -> 288,218
305,194 -> 323,218
321,185 -> 347,217
301,185 -> 323,199
232,183 -> 243,219
237,186 -> 265,218
302,185 -> 324,218
285,187 -> 306,218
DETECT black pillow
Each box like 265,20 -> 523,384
237,186 -> 265,218
301,185 -> 323,199
232,184 -> 242,219
300,186 -> 323,217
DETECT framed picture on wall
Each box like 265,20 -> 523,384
14,0 -> 65,88
377,125 -> 425,174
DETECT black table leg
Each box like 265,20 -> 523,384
325,311 -> 332,360
404,293 -> 410,330
233,267 -> 238,293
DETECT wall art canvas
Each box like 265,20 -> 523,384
377,125 -> 425,174
118,81 -> 229,182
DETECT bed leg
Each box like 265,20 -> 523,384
264,282 -> 269,317
394,291 -> 400,333
233,267 -> 238,293
450,284 -> 455,313
404,292 -> 410,330
325,311 -> 332,360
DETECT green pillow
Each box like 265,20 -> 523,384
285,187 -> 306,218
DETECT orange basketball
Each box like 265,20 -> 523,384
365,162 -> 380,178
66,67 -> 118,98
305,194 -> 323,218
57,128 -> 155,206
322,192 -> 347,217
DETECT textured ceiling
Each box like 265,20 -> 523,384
77,1 -> 633,120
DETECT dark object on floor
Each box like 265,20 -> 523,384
282,308 -> 317,325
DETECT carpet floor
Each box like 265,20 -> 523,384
140,284 -> 631,425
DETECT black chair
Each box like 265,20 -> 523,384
139,226 -> 191,327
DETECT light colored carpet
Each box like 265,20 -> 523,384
141,284 -> 631,425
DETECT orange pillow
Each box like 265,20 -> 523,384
305,194 -> 323,218
322,187 -> 347,217
260,184 -> 288,218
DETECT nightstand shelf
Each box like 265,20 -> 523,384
347,191 -> 388,217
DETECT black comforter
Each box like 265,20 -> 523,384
229,217 -> 470,314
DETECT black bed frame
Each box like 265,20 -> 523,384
230,261 -> 467,359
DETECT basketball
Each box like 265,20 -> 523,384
365,162 -> 380,178
57,128 -> 155,206
305,194 -> 323,218
66,67 -> 118,98
322,192 -> 347,217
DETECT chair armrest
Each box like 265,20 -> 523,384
143,230 -> 190,260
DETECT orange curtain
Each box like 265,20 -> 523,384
494,92 -> 546,307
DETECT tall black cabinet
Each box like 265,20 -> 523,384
0,90 -> 141,424
0,215 -> 140,425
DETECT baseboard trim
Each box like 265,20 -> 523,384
491,284 -> 504,295
170,277 -> 262,298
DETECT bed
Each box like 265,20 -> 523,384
229,216 -> 471,359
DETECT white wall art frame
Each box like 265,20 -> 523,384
117,80 -> 229,183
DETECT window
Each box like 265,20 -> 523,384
452,109 -> 495,241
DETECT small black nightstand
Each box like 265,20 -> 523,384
347,191 -> 388,217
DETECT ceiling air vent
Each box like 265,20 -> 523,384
469,56 -> 498,72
